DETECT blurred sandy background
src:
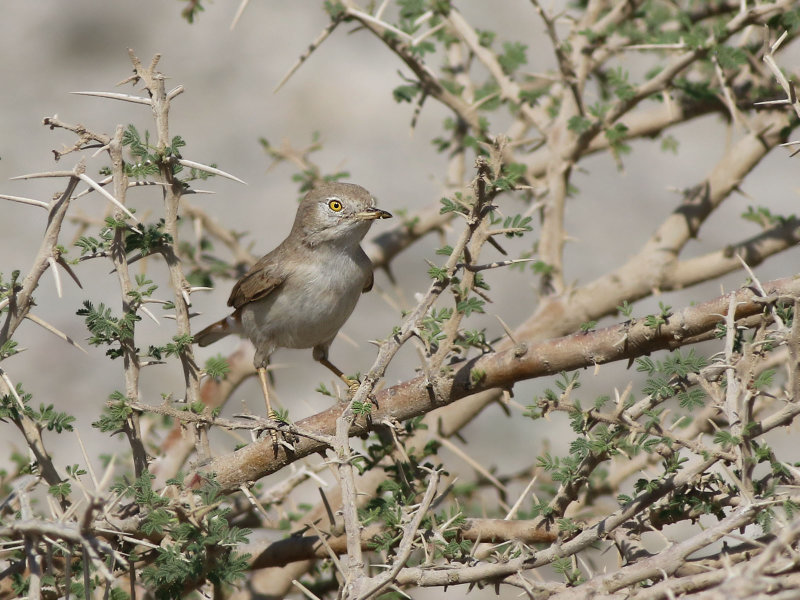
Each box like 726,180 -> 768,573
1,3 -> 799,595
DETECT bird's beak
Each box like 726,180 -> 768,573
356,207 -> 393,220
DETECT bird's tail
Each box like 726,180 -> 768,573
194,314 -> 239,347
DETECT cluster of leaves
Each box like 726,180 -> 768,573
120,124 -> 184,178
636,349 -> 707,410
75,217 -> 172,260
358,419 -> 463,561
0,272 -> 21,358
77,300 -> 140,358
104,473 -> 251,598
741,205 -> 798,229
363,457 -> 471,562
0,272 -> 20,358
523,349 -> 715,518
0,383 -> 75,436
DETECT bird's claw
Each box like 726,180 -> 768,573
261,411 -> 298,448
344,377 -> 361,398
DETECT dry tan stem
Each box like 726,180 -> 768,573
428,158 -> 495,372
331,418 -> 366,587
762,30 -> 800,120
107,124 -> 148,476
274,15 -> 342,93
0,171 -> 83,489
667,216 -> 800,287
354,468 -> 441,599
127,50 -> 203,411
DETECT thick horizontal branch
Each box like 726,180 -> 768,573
195,275 -> 800,493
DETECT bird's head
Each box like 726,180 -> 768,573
292,182 -> 392,247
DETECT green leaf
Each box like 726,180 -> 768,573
392,84 -> 420,103
142,508 -> 173,535
92,394 -> 133,433
661,134 -> 679,154
604,122 -> 629,145
36,404 -> 76,433
715,45 -> 747,69
642,376 -> 674,400
427,264 -> 448,282
568,115 -> 592,134
439,196 -> 468,215
498,41 -> 528,74
501,213 -> 533,237
677,388 -> 706,411
204,355 -> 231,380
352,400 -> 372,416
164,333 -> 194,358
456,297 -> 485,316
607,67 -> 636,101
0,340 -> 19,361
397,0 -> 426,20
49,481 -> 71,499
617,300 -> 633,318
324,1 -> 345,19
469,369 -> 486,386
753,368 -> 775,391
713,430 -> 741,449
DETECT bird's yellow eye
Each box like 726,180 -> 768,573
327,199 -> 343,212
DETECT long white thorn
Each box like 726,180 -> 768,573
70,91 -> 152,105
47,257 -> 63,298
139,304 -> 160,326
25,313 -> 88,354
230,0 -> 250,30
77,173 -> 139,224
0,194 -> 49,209
176,158 -> 246,184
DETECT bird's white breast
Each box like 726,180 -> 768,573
239,245 -> 371,353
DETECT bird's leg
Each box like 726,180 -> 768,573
257,366 -> 283,446
318,357 -> 361,396
257,367 -> 277,420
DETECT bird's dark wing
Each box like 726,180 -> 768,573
227,251 -> 287,309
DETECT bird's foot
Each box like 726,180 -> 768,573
260,410 -> 298,448
343,377 -> 361,398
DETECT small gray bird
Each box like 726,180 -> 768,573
194,182 -> 391,416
